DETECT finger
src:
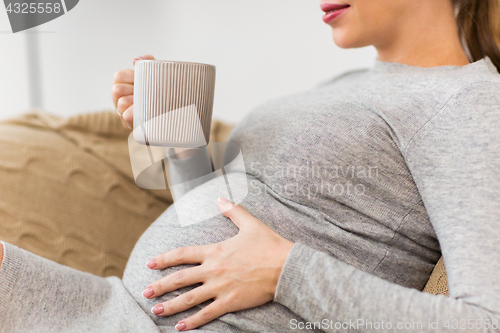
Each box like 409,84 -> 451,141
147,244 -> 211,270
151,286 -> 215,318
111,83 -> 134,107
143,266 -> 205,299
117,109 -> 131,131
116,95 -> 134,118
113,69 -> 134,85
217,196 -> 234,214
174,299 -> 227,331
122,105 -> 134,129
120,118 -> 132,131
133,54 -> 156,65
217,197 -> 257,230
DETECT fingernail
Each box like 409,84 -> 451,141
133,57 -> 145,65
146,258 -> 157,269
142,287 -> 154,298
151,304 -> 164,315
175,321 -> 187,331
218,197 -> 230,205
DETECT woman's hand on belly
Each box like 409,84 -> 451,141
141,197 -> 295,331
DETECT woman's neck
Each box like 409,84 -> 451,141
374,1 -> 471,68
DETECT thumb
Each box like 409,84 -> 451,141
133,54 -> 155,65
217,197 -> 255,230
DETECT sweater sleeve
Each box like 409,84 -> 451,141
273,81 -> 500,332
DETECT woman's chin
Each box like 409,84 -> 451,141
331,31 -> 365,49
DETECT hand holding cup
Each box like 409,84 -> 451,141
111,55 -> 155,130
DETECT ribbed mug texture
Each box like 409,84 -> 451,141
133,60 -> 216,147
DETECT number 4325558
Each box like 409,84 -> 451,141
6,3 -> 62,14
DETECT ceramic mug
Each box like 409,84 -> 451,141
133,60 -> 216,148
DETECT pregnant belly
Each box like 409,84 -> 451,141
122,173 -> 311,333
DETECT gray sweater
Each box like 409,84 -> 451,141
1,56 -> 499,333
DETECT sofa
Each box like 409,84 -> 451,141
0,111 -> 448,296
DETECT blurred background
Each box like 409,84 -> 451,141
0,0 -> 377,124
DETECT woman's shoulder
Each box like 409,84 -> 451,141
444,80 -> 500,115
404,79 -> 500,157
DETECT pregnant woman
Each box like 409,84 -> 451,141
1,0 -> 500,332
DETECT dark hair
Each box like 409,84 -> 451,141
454,0 -> 500,72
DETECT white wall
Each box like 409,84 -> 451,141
0,0 -> 377,124
0,11 -> 30,118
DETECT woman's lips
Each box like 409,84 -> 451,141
321,3 -> 350,24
